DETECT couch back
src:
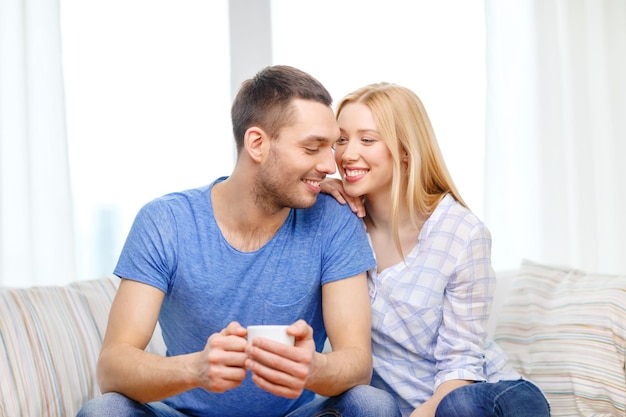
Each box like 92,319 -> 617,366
490,260 -> 626,417
3,264 -> 624,417
0,276 -> 164,417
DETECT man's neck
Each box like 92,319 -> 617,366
212,176 -> 290,252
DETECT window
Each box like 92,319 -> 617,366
61,1 -> 232,280
271,0 -> 486,212
61,0 -> 485,280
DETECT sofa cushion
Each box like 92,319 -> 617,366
0,276 -> 166,417
493,260 -> 626,417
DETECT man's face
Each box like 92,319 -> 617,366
257,99 -> 340,211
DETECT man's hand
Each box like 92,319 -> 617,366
244,320 -> 316,398
320,178 -> 366,218
196,321 -> 248,393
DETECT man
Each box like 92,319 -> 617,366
77,65 -> 400,417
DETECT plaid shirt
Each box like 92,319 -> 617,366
368,194 -> 520,416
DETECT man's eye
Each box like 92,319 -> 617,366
305,148 -> 319,153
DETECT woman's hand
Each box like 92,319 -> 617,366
410,380 -> 473,417
409,403 -> 436,417
320,178 -> 366,218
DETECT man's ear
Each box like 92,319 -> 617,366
244,127 -> 267,163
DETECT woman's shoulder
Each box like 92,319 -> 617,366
433,194 -> 490,234
438,194 -> 480,219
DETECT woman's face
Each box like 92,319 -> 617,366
334,102 -> 394,198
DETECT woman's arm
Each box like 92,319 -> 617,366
320,178 -> 366,218
410,380 -> 473,417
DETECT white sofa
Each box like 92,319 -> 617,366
0,276 -> 165,417
1,260 -> 624,417
488,260 -> 626,417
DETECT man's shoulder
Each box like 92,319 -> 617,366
143,184 -> 212,211
292,194 -> 358,229
310,193 -> 355,216
289,194 -> 362,237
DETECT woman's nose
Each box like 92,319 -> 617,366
341,141 -> 359,162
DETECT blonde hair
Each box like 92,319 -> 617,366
336,83 -> 467,255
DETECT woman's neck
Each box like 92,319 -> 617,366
363,193 -> 420,234
363,191 -> 428,272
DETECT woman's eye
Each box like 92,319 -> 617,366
334,137 -> 348,147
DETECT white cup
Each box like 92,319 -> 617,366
247,325 -> 295,346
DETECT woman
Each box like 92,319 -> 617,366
324,83 -> 549,417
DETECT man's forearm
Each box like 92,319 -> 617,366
97,345 -> 200,403
305,346 -> 372,396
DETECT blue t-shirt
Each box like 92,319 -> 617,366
114,177 -> 376,417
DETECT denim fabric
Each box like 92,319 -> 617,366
77,385 -> 401,417
434,379 -> 550,417
77,393 -> 188,417
285,385 -> 401,417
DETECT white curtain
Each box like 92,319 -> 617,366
0,0 -> 75,287
484,0 -> 626,274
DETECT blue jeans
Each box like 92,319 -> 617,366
77,385 -> 401,417
435,379 -> 550,417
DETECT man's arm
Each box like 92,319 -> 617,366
244,273 -> 372,398
97,279 -> 249,403
306,272 -> 372,395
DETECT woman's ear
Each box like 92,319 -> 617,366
244,127 -> 267,163
400,148 -> 410,176
401,148 -> 409,163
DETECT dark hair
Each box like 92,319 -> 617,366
231,65 -> 333,153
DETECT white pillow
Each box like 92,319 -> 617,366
494,260 -> 626,417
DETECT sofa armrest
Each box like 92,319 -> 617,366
0,276 -> 119,417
